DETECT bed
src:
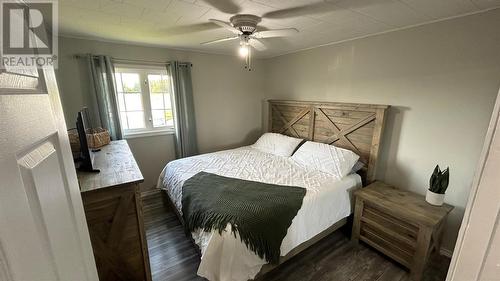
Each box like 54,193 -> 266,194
157,100 -> 389,281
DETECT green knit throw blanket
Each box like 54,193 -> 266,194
182,172 -> 306,264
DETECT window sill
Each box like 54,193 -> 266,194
124,129 -> 175,139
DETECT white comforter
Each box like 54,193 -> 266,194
157,146 -> 361,281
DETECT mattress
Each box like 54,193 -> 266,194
157,146 -> 362,281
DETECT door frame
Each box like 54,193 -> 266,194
446,86 -> 500,280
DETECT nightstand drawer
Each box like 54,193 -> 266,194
360,222 -> 414,268
363,204 -> 419,242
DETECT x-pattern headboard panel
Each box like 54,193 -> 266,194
268,100 -> 389,184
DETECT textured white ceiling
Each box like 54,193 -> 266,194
59,0 -> 500,57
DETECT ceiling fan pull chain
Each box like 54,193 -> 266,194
248,47 -> 252,71
244,46 -> 251,71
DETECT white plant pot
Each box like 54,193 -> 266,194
426,190 -> 445,206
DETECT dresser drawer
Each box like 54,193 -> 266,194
360,222 -> 414,268
362,204 -> 419,243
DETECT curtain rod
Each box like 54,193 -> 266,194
73,54 -> 192,67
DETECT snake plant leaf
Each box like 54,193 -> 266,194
438,168 -> 450,194
430,165 -> 440,191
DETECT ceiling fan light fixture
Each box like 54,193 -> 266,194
238,44 -> 249,58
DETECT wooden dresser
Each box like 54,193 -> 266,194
78,140 -> 152,281
351,181 -> 453,281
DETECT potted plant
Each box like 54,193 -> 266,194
426,165 -> 449,206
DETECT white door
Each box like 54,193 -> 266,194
446,86 -> 500,281
0,68 -> 99,281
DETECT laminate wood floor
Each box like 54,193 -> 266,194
143,193 -> 450,281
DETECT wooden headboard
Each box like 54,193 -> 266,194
268,100 -> 389,185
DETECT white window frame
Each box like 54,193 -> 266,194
114,64 -> 175,138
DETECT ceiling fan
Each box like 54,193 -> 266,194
201,14 -> 298,59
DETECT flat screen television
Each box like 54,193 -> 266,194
75,108 -> 100,173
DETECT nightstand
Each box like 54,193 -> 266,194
351,181 -> 453,281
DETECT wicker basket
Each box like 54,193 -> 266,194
68,127 -> 111,153
68,129 -> 81,158
86,128 -> 111,149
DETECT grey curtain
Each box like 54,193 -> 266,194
87,54 -> 122,140
168,61 -> 198,158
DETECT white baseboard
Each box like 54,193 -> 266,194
440,247 -> 453,258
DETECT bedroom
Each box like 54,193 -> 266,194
0,0 -> 499,281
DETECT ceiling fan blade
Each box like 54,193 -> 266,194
249,39 -> 266,51
209,19 -> 241,34
262,2 -> 337,19
201,0 -> 241,14
253,28 -> 298,39
200,36 -> 239,45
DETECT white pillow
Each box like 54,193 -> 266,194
252,133 -> 303,157
291,141 -> 360,179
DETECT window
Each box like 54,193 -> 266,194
114,66 -> 174,136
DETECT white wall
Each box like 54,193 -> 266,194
57,37 -> 265,190
125,134 -> 176,192
263,9 -> 500,252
